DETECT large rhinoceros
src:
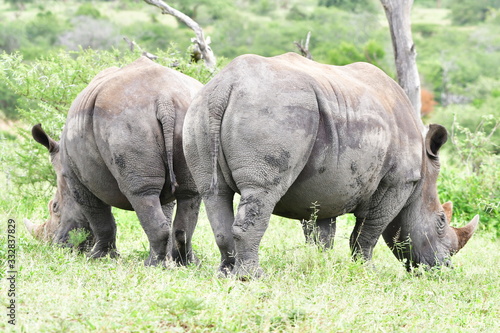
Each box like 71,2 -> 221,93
183,52 -> 479,277
25,56 -> 203,266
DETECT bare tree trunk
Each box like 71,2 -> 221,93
143,0 -> 216,68
380,0 -> 421,117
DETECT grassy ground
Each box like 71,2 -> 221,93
1,200 -> 499,332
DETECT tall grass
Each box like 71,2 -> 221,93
1,202 -> 500,332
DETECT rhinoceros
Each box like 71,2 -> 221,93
25,56 -> 203,266
183,52 -> 479,277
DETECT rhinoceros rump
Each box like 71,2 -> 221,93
25,56 -> 203,266
183,53 -> 478,277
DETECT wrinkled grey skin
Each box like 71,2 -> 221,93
25,57 -> 203,266
183,53 -> 478,278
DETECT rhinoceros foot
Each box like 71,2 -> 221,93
144,253 -> 167,267
171,246 -> 201,267
231,261 -> 265,281
215,259 -> 236,278
87,246 -> 119,260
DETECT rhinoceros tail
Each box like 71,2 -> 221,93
208,82 -> 232,195
157,98 -> 178,194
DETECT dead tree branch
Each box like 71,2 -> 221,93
294,31 -> 312,60
123,37 -> 158,60
143,0 -> 216,68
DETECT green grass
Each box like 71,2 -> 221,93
1,203 -> 499,332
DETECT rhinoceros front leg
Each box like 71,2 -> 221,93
349,216 -> 387,262
171,196 -> 202,266
350,185 -> 412,262
130,195 -> 170,266
85,204 -> 119,259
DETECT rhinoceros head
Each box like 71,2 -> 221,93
383,124 -> 478,270
24,124 -> 94,250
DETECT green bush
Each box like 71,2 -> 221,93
429,99 -> 500,154
0,79 -> 19,119
412,23 -> 439,38
448,0 -> 500,26
438,159 -> 499,236
286,5 -> 308,21
26,11 -> 68,46
75,3 -> 102,19
416,22 -> 500,104
4,0 -> 34,10
121,21 -> 193,54
429,108 -> 499,235
252,0 -> 277,15
318,0 -> 377,13
315,39 -> 386,69
0,21 -> 25,54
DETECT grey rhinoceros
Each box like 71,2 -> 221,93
25,56 -> 203,266
183,52 -> 479,277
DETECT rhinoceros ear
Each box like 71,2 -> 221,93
442,201 -> 453,224
425,124 -> 448,159
32,124 -> 59,153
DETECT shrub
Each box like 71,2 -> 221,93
316,39 -> 386,69
429,99 -> 500,154
0,22 -> 25,54
286,5 -> 308,21
26,11 -> 68,46
448,0 -> 500,26
430,112 -> 499,235
438,159 -> 499,236
75,3 -> 102,19
318,0 -> 377,13
121,21 -> 193,54
0,78 -> 19,119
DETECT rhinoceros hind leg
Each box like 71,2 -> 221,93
231,190 -> 279,280
130,194 -> 170,267
85,204 -> 119,260
203,190 -> 236,275
171,196 -> 202,266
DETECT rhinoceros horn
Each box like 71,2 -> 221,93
452,215 -> 479,252
24,218 -> 43,240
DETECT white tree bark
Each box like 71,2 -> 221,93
143,0 -> 216,68
380,0 -> 421,117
